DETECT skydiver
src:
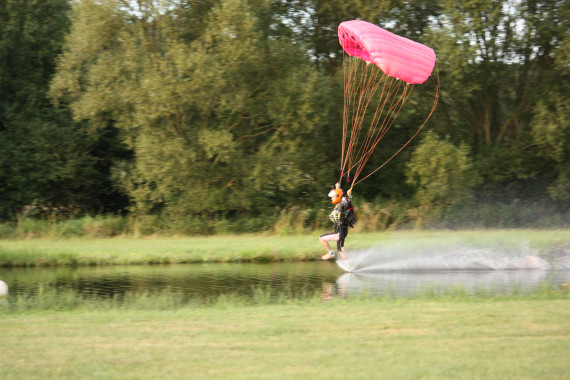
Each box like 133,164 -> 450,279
320,182 -> 353,261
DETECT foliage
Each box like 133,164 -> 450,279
429,0 -> 569,203
0,0 -> 568,229
530,39 -> 570,201
50,0 -> 335,222
0,0 -> 129,220
405,131 -> 481,208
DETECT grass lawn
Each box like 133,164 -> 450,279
1,228 -> 568,378
0,228 -> 568,266
1,297 -> 569,379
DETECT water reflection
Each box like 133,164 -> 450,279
0,262 -> 340,299
1,261 -> 568,301
336,269 -> 568,298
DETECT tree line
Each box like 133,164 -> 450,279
1,0 -> 568,232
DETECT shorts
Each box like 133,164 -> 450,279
320,229 -> 348,251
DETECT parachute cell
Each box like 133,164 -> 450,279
338,20 -> 436,84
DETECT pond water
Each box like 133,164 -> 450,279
0,262 -> 339,300
1,254 -> 569,300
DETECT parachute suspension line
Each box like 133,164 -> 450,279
351,79 -> 412,185
341,54 -> 415,187
337,20 -> 439,189
340,56 -> 385,185
341,55 -> 357,182
341,55 -> 356,181
343,58 -> 369,179
354,63 -> 386,161
352,64 -> 441,186
351,78 -> 405,171
340,53 -> 352,181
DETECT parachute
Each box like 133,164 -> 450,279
337,20 -> 439,187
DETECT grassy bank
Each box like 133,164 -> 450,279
0,229 -> 569,267
1,294 -> 568,379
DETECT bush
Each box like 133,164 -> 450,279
1,198 -> 568,238
0,223 -> 15,238
406,132 -> 482,208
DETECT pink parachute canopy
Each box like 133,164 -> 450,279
338,20 -> 436,84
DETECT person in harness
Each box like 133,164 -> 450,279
320,182 -> 355,261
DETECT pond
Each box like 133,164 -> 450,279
0,262 -> 339,300
1,255 -> 568,300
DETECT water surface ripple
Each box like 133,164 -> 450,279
1,260 -> 568,300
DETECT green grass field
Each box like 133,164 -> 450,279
1,229 -> 568,267
1,296 -> 569,379
1,228 -> 568,379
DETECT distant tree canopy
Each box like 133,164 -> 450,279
1,0 -> 568,227
50,0 -> 336,223
406,131 -> 482,208
0,0 -> 129,218
432,0 -> 570,200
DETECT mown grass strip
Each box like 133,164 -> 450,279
0,229 -> 568,267
1,296 -> 568,380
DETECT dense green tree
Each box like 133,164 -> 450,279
405,131 -> 481,207
529,8 -> 570,202
429,0 -> 568,203
51,0 -> 335,229
2,0 -> 567,229
0,0 -> 121,219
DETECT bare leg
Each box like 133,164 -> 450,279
319,238 -> 332,252
319,233 -> 340,260
338,247 -> 347,261
319,238 -> 335,260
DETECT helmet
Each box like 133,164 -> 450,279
328,188 -> 343,204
